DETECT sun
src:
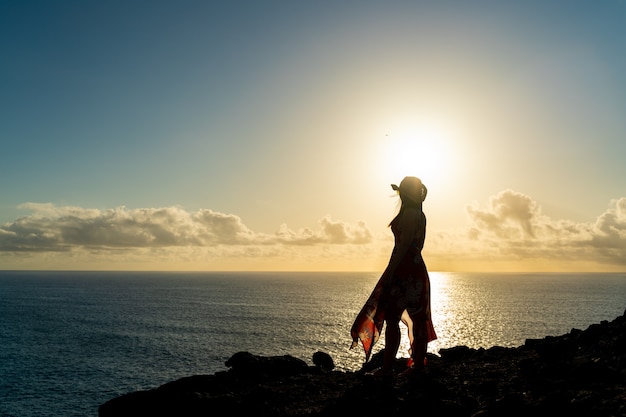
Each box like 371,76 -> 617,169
379,122 -> 456,189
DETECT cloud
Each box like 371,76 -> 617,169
466,189 -> 538,238
439,190 -> 626,268
274,216 -> 373,245
1,192 -> 625,271
0,204 -> 373,252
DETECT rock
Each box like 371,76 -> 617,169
312,351 -> 335,372
99,310 -> 626,417
438,345 -> 477,360
224,351 -> 309,377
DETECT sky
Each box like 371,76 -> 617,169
1,0 -> 625,272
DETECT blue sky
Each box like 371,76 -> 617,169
1,0 -> 625,271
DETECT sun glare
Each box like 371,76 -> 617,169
380,122 -> 456,188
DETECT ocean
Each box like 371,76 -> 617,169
0,270 -> 624,417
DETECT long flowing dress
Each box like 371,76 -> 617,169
350,214 -> 437,365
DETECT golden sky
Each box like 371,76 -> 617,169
1,1 -> 625,272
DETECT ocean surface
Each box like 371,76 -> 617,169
0,270 -> 624,417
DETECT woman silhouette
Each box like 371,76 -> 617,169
350,176 -> 437,376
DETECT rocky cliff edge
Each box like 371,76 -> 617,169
99,310 -> 626,417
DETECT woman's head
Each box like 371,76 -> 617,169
391,176 -> 427,205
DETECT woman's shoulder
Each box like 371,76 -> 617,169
397,206 -> 421,223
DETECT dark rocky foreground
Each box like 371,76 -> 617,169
100,310 -> 626,417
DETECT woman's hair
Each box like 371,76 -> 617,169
389,176 -> 427,226
392,176 -> 427,205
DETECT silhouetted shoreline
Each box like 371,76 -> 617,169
99,310 -> 626,416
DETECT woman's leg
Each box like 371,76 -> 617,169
383,319 -> 401,372
411,321 -> 428,370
